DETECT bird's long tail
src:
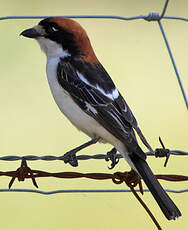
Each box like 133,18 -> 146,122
129,153 -> 182,220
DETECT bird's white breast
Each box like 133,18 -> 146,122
46,57 -> 133,168
36,36 -> 133,169
46,57 -> 108,139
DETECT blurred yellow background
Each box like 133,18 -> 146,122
0,0 -> 187,229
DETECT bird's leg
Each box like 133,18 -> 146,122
105,147 -> 119,169
63,137 -> 100,167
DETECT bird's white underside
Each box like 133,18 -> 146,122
37,37 -> 135,169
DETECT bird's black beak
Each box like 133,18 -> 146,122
20,28 -> 41,38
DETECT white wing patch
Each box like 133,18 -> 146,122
104,88 -> 119,100
76,71 -> 119,100
86,103 -> 98,115
76,71 -> 91,85
123,104 -> 128,113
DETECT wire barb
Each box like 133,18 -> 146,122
3,160 -> 188,188
0,1 -> 187,228
0,149 -> 186,162
154,137 -> 171,167
8,158 -> 38,189
3,159 -> 187,230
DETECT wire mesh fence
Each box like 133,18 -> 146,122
0,0 -> 187,196
0,150 -> 187,162
0,0 -> 188,109
0,149 -> 187,194
0,188 -> 187,195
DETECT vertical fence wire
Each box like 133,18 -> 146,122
0,0 -> 187,194
0,0 -> 187,109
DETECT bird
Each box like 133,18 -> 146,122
20,17 -> 181,220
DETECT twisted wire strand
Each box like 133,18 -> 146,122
0,14 -> 187,22
0,3 -> 187,108
0,150 -> 187,161
0,0 -> 187,196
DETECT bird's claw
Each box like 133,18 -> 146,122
62,138 -> 99,167
63,151 -> 78,167
105,148 -> 119,169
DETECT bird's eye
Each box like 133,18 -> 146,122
51,26 -> 58,32
47,26 -> 58,33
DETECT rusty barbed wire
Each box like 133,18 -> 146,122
0,140 -> 186,230
0,157 -> 187,192
0,0 -> 187,199
0,1 -> 187,229
0,158 -> 187,230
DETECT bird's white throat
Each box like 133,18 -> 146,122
37,37 -> 71,58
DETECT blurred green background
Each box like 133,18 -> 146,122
0,0 -> 188,229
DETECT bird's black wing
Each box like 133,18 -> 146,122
57,59 -> 146,160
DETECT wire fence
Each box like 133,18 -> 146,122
0,149 -> 187,194
0,149 -> 187,162
0,0 -> 187,196
0,188 -> 188,195
0,0 -> 188,109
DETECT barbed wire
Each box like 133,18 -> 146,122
0,0 -> 188,109
1,1 -> 187,228
1,159 -> 188,192
1,162 -> 187,229
0,150 -> 186,194
0,0 -> 187,195
0,0 -> 187,197
0,150 -> 187,162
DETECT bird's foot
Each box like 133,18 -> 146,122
63,150 -> 78,167
62,137 -> 99,167
105,147 -> 119,169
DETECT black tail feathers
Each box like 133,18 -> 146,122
130,154 -> 181,220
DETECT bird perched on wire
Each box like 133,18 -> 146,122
21,17 -> 181,220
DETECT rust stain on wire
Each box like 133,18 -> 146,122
0,1 -> 187,229
1,157 -> 187,230
0,158 -> 187,191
